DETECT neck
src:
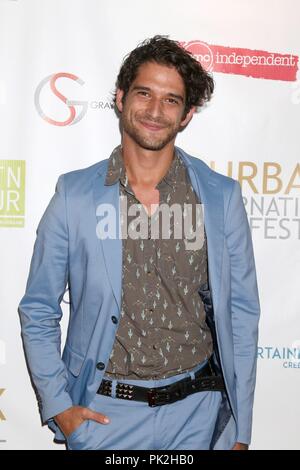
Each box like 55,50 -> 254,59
121,133 -> 175,188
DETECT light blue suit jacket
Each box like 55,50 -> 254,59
18,147 -> 260,449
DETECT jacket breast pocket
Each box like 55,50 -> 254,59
63,343 -> 85,377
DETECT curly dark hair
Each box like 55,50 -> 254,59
114,35 -> 214,116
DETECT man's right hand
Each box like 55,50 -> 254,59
54,405 -> 110,438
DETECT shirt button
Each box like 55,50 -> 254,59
111,316 -> 118,324
96,362 -> 105,371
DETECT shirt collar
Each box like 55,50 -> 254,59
104,145 -> 185,188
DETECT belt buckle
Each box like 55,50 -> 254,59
147,381 -> 188,407
147,388 -> 171,407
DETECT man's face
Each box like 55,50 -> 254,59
116,61 -> 195,151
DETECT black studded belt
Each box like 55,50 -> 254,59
97,359 -> 225,407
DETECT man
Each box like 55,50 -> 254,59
18,36 -> 260,450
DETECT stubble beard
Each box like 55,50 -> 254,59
121,112 -> 181,151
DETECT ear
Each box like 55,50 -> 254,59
116,89 -> 124,113
180,106 -> 196,128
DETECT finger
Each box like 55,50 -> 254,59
85,409 -> 110,424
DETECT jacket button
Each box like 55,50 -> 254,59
96,362 -> 105,370
111,316 -> 118,324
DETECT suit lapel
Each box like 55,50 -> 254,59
93,163 -> 122,313
177,148 -> 224,316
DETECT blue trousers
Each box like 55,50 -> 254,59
66,361 -> 222,450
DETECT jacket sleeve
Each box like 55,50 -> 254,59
18,175 -> 73,423
225,180 -> 260,445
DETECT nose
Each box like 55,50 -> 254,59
146,97 -> 163,119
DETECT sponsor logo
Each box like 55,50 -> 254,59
210,160 -> 300,240
181,40 -> 299,81
34,73 -> 114,126
258,344 -> 300,368
0,160 -> 25,228
0,389 -> 5,422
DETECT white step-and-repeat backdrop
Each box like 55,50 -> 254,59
0,0 -> 299,450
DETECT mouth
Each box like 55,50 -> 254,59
139,120 -> 166,132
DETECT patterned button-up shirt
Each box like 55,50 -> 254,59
104,146 -> 213,379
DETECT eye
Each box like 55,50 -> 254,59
165,98 -> 179,105
137,91 -> 150,97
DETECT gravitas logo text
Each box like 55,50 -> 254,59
34,73 -> 114,126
